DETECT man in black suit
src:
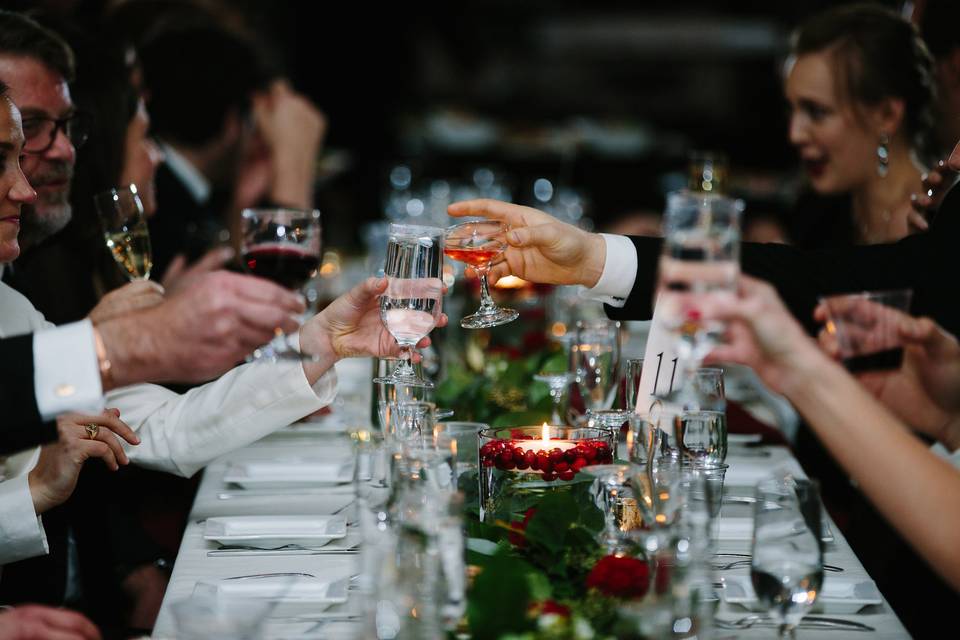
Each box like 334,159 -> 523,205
138,21 -> 324,280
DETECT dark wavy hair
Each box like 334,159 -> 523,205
0,10 -> 75,81
792,3 -> 938,158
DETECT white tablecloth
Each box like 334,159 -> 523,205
153,358 -> 911,639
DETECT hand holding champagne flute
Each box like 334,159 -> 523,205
95,184 -> 152,281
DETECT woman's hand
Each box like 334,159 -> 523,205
299,277 -> 447,377
87,281 -> 165,324
28,409 -> 140,514
815,303 -> 960,446
699,275 -> 825,395
447,199 -> 607,287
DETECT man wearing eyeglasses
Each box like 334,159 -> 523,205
0,37 -> 85,253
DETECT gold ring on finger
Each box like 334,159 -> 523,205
85,424 -> 100,439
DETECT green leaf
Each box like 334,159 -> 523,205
540,351 -> 569,374
467,555 -> 536,640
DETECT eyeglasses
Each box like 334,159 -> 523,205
21,112 -> 91,154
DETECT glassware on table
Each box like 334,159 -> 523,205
751,476 -> 824,639
626,416 -> 661,466
572,319 -> 622,414
434,421 -> 488,490
170,593 -> 270,640
533,372 -> 575,426
240,207 -> 322,360
383,400 -> 440,446
675,410 -> 727,467
623,357 -> 645,412
444,220 -> 518,328
373,358 -> 428,430
654,191 -> 742,408
581,463 -> 642,553
373,223 -> 445,388
819,289 -> 913,372
95,184 -> 152,281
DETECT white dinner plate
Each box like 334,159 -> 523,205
204,515 -> 347,549
193,575 -> 349,616
721,574 -> 882,614
223,459 -> 353,489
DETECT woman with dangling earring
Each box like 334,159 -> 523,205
784,4 -> 937,248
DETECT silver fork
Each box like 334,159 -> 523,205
712,558 -> 844,572
225,572 -> 315,580
715,614 -> 874,631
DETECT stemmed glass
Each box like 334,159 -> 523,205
533,372 -> 574,425
572,320 -> 622,413
581,463 -> 641,553
654,192 -> 741,408
95,184 -> 152,281
444,220 -> 518,328
751,477 -> 824,639
240,207 -> 322,360
373,224 -> 444,388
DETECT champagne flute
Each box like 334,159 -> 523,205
373,224 -> 444,388
654,191 -> 741,408
444,220 -> 518,329
95,184 -> 152,281
751,477 -> 824,639
240,207 -> 322,360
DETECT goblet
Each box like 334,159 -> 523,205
444,220 -> 518,328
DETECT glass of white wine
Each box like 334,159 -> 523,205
95,184 -> 152,281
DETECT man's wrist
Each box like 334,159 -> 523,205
27,470 -> 53,514
582,232 -> 607,288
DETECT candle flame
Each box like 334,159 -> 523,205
542,423 -> 550,442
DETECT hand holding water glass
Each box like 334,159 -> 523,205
655,192 -> 742,406
373,224 -> 444,388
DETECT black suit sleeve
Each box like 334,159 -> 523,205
0,334 -> 59,454
606,186 -> 956,338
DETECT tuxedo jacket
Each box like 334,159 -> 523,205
606,184 -> 958,338
0,336 -> 54,455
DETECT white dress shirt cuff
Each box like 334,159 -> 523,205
0,473 -> 49,565
581,234 -> 638,307
33,320 -> 104,421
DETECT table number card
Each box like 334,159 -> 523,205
635,296 -> 680,416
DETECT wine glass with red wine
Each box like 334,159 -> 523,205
241,207 -> 322,360
444,220 -> 518,329
372,224 -> 444,388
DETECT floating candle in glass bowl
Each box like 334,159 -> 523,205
477,424 -> 616,522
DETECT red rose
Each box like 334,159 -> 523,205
585,555 -> 650,599
507,507 -> 537,547
532,599 -> 571,618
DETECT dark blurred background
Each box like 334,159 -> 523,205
2,0 -> 905,248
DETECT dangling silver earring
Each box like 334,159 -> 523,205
877,133 -> 890,177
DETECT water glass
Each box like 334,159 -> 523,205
373,223 -> 444,388
435,421 -> 487,490
581,463 -> 642,553
572,319 -> 622,413
626,416 -> 661,466
372,358 -> 429,430
676,410 -> 727,466
751,477 -> 824,638
533,372 -> 574,425
384,400 -> 437,445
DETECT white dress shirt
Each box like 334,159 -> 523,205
582,233 -> 638,307
0,281 -> 337,565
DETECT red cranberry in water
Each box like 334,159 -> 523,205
558,470 -> 575,481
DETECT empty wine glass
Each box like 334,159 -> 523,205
572,320 -> 622,413
444,220 -> 518,328
373,224 -> 444,388
241,207 -> 322,360
654,192 -> 742,408
95,184 -> 152,281
623,358 -> 644,412
533,372 -> 574,425
751,477 -> 824,639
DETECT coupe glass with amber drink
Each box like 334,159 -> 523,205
444,220 -> 519,329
